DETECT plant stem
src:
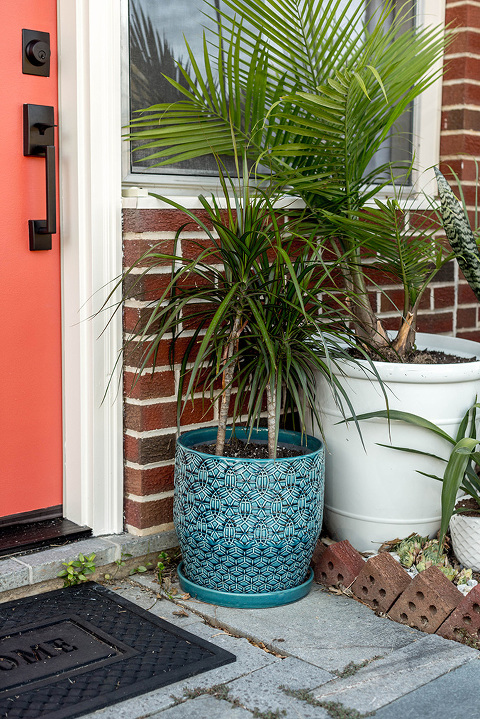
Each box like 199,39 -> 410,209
216,312 -> 242,456
391,311 -> 415,357
265,381 -> 277,459
345,252 -> 389,349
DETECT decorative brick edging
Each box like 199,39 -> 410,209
312,540 -> 480,648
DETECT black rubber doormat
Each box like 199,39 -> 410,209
0,583 -> 235,719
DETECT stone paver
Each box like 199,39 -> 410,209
108,582 -> 202,629
12,538 -> 116,583
102,529 -> 178,560
373,657 -> 480,719
0,531 -> 179,595
149,694 -> 253,718
226,656 -> 333,719
0,558 -> 30,591
91,587 -> 277,719
89,687 -> 177,719
137,579 -> 421,673
312,633 -> 478,714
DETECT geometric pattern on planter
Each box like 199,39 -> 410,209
450,513 -> 480,572
173,430 -> 324,594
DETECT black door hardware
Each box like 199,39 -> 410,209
23,104 -> 56,251
22,29 -> 50,77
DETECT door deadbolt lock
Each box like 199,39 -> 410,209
22,29 -> 50,77
26,40 -> 49,66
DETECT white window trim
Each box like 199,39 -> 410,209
58,0 -> 124,535
122,0 -> 446,203
412,0 -> 446,196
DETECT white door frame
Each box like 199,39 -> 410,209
57,1 -> 124,535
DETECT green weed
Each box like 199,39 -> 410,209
280,687 -> 374,719
58,553 -> 96,587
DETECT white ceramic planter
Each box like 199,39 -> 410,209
450,512 -> 480,572
307,333 -> 480,552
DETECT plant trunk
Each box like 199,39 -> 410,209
265,382 -> 277,460
216,313 -> 242,456
392,311 -> 416,358
343,254 -> 390,351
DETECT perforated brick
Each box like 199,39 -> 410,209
389,566 -> 463,633
437,584 -> 480,645
313,540 -> 365,588
310,539 -> 327,569
351,552 -> 411,613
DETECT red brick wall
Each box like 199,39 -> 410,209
122,208 -> 220,534
122,0 -> 480,534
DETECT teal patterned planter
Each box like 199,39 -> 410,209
177,562 -> 315,609
173,427 -> 324,601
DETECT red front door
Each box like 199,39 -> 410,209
1,1 -> 62,519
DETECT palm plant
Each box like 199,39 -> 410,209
110,158 -> 365,458
128,0 -> 449,356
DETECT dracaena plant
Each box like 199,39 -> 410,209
106,157 -> 365,458
128,0 -> 450,358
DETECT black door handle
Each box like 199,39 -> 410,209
23,104 -> 57,251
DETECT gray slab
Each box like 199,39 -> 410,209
227,656 -> 333,719
168,626 -> 279,694
102,529 -> 178,560
312,633 -> 478,714
108,580 -> 280,680
13,538 -> 116,582
168,584 -> 420,672
107,582 -> 201,628
0,558 -> 29,591
150,694 -> 253,718
374,657 -> 480,719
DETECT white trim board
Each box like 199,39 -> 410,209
57,0 -> 124,534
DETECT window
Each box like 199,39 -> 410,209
123,0 -> 443,194
128,0 -> 236,177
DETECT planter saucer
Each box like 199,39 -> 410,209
177,562 -> 314,608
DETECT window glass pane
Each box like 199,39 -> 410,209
366,0 -> 415,184
129,0 -> 236,176
128,0 -> 415,180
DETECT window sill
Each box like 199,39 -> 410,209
121,189 -> 306,211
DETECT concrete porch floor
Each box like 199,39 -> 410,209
0,534 -> 479,718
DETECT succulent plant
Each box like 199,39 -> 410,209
397,534 -> 428,568
393,531 -> 476,588
422,538 -> 445,555
416,544 -> 448,573
456,568 -> 473,585
440,565 -> 458,582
